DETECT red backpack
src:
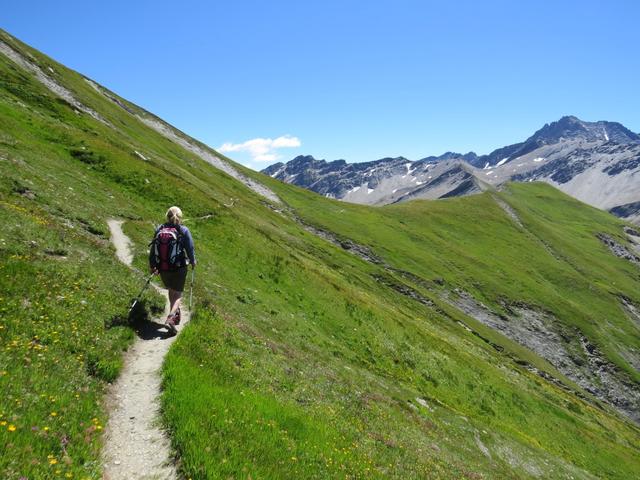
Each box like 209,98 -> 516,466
150,224 -> 185,271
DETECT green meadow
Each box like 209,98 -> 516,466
0,29 -> 639,479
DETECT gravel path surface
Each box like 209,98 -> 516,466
103,219 -> 187,480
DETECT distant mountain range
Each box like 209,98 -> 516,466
262,116 -> 640,222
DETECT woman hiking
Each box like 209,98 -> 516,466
149,206 -> 196,335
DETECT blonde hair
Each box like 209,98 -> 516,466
166,206 -> 183,225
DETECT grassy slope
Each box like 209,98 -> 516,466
257,172 -> 640,382
0,29 -> 638,480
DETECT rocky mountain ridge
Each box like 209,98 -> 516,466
263,116 -> 640,221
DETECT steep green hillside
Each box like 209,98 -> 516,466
1,28 -> 639,480
258,175 -> 640,383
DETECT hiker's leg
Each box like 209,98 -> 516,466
168,289 -> 183,315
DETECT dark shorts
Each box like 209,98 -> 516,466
160,267 -> 188,292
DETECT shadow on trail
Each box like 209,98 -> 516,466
105,300 -> 175,340
133,319 -> 175,340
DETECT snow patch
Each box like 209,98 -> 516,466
349,186 -> 361,194
496,157 -> 509,167
533,157 -> 545,163
270,166 -> 285,178
483,162 -> 490,169
367,188 -> 374,194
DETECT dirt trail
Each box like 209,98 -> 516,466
103,219 -> 188,480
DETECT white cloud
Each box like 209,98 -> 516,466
218,135 -> 301,162
272,136 -> 301,148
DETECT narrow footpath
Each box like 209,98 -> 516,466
102,219 -> 189,480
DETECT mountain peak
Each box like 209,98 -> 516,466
558,114 -> 581,123
529,116 -> 640,145
261,115 -> 640,207
291,154 -> 318,162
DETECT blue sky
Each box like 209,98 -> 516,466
3,0 -> 639,169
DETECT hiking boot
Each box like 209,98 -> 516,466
174,308 -> 181,325
165,316 -> 177,335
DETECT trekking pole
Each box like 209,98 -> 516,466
189,268 -> 195,310
128,273 -> 154,315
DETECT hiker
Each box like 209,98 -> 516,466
149,206 -> 196,334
